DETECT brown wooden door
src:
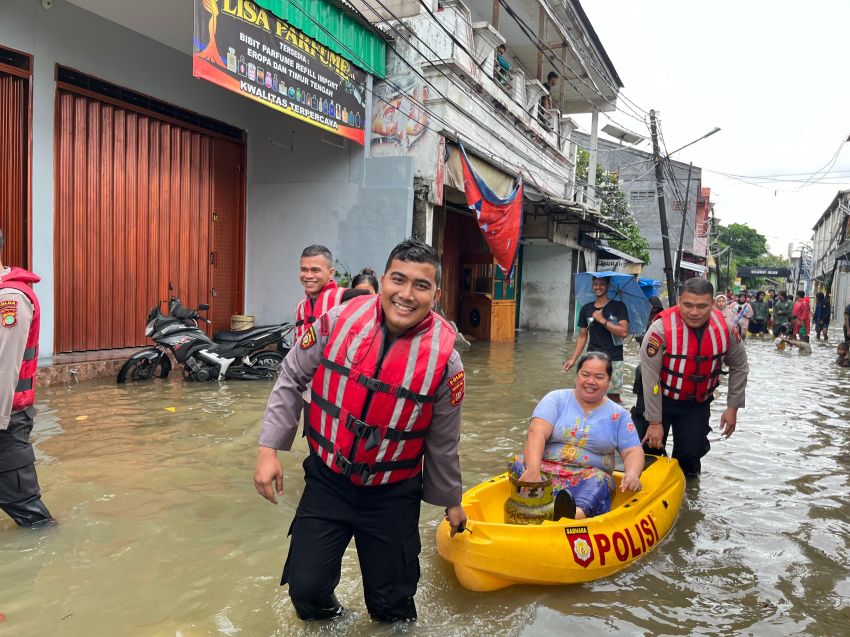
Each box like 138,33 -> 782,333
0,67 -> 29,269
210,139 -> 245,333
54,89 -> 244,353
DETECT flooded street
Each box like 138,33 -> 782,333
3,332 -> 850,636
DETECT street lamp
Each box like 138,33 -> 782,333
667,127 -> 722,157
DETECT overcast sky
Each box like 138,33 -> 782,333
575,0 -> 850,257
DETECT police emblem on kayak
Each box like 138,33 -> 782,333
565,526 -> 594,568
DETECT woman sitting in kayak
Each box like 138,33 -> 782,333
512,352 -> 644,519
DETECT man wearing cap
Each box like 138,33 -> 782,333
0,230 -> 52,527
637,278 -> 749,477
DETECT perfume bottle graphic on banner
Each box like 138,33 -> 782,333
288,86 -> 296,99
355,112 -> 361,127
329,102 -> 335,118
342,107 -> 348,123
265,72 -> 272,89
336,104 -> 342,120
311,94 -> 318,110
238,56 -> 246,76
272,74 -> 279,92
295,87 -> 302,102
257,68 -> 265,84
227,48 -> 237,72
279,80 -> 286,95
248,63 -> 256,81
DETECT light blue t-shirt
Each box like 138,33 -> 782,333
533,389 -> 640,474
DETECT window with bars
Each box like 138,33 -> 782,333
630,190 -> 655,202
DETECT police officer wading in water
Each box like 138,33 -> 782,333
254,239 -> 466,623
638,278 -> 749,477
0,230 -> 53,526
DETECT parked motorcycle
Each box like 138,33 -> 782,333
117,293 -> 293,383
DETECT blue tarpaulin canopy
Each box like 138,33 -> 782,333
638,278 -> 662,299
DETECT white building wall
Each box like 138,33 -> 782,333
2,0 -> 414,355
519,244 -> 573,332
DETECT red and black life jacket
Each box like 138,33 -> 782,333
294,280 -> 346,339
659,306 -> 729,403
0,267 -> 40,412
307,294 -> 456,486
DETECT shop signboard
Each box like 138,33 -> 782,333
736,266 -> 791,278
193,0 -> 367,144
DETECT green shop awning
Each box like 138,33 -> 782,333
254,0 -> 386,78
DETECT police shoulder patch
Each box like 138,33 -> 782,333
646,332 -> 663,357
0,299 -> 18,328
320,313 -> 330,337
300,326 -> 317,350
448,370 -> 465,407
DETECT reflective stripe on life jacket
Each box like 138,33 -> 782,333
659,307 -> 729,403
294,280 -> 345,339
0,267 -> 41,412
307,294 -> 456,486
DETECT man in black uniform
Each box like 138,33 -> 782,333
0,229 -> 52,527
563,276 -> 629,403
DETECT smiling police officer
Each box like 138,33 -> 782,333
254,239 -> 466,623
638,278 -> 749,477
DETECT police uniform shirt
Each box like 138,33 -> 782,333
638,316 -> 749,423
0,275 -> 34,430
260,305 -> 464,508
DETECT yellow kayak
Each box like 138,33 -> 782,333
436,456 -> 685,591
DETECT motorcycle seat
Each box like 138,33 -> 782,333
214,326 -> 282,342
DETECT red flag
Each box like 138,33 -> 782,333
458,144 -> 523,277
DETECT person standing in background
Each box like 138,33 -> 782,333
814,292 -> 831,340
0,230 -> 53,527
563,276 -> 629,403
792,290 -> 811,341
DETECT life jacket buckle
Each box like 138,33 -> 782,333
359,376 -> 384,392
345,415 -> 382,451
334,451 -> 371,480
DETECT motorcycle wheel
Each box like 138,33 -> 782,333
117,355 -> 171,383
252,351 -> 284,379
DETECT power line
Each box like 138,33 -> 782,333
493,0 -> 647,125
445,0 -> 649,127
283,0 -> 579,189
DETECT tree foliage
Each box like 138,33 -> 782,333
713,222 -> 787,288
576,149 -> 650,264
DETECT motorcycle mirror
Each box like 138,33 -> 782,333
198,303 -> 210,311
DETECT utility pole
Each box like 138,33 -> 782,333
727,249 -> 732,292
649,110 -> 677,304
673,161 -> 694,292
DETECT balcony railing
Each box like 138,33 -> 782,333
410,1 -> 573,157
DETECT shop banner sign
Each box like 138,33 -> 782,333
193,0 -> 367,144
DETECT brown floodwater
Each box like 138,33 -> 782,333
2,332 -> 849,636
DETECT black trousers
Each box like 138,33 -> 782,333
633,396 -> 712,477
282,454 -> 422,623
0,408 -> 52,527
